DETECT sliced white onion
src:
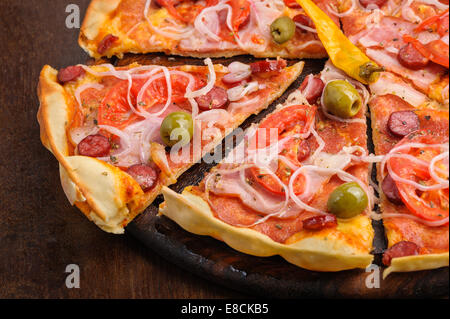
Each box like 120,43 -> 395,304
294,22 -> 317,33
227,81 -> 259,101
429,151 -> 449,186
185,58 -> 216,99
381,212 -> 449,227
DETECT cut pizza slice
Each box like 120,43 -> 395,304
337,0 -> 449,104
160,61 -> 377,271
368,70 -> 449,277
37,58 -> 304,233
78,0 -> 340,59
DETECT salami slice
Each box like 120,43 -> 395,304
126,164 -> 158,192
382,241 -> 420,266
78,134 -> 111,157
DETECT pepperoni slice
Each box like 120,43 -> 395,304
126,164 -> 158,192
387,110 -> 420,137
299,76 -> 325,105
97,34 -> 119,55
397,43 -> 429,70
195,86 -> 229,111
382,241 -> 420,266
78,134 -> 111,157
250,59 -> 287,75
303,215 -> 337,231
359,0 -> 388,8
381,173 -> 404,205
57,66 -> 85,84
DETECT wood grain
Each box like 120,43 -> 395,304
0,0 -> 243,299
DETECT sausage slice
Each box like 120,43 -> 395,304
195,86 -> 229,111
303,214 -> 337,231
126,164 -> 158,192
398,43 -> 429,70
78,134 -> 111,158
387,110 -> 420,137
57,66 -> 85,84
381,173 -> 404,205
382,241 -> 420,266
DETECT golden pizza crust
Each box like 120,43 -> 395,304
79,0 -> 122,57
37,61 -> 304,233
383,253 -> 449,279
160,187 -> 374,271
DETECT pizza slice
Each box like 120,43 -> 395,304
37,58 -> 304,233
337,0 -> 449,104
78,0 -> 339,59
160,61 -> 377,271
368,70 -> 449,277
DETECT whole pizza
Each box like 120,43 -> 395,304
38,0 -> 448,279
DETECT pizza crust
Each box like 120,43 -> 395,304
37,62 -> 304,233
383,253 -> 449,279
160,187 -> 374,272
79,0 -> 122,57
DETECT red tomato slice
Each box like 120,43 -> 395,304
228,0 -> 251,34
98,81 -> 139,129
131,72 -> 206,110
157,0 -> 188,22
403,35 -> 449,68
415,9 -> 449,36
389,131 -> 449,222
249,105 -> 316,195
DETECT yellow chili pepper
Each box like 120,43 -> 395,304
294,0 -> 384,84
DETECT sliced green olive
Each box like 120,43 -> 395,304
270,16 -> 296,44
327,182 -> 368,219
323,80 -> 362,119
160,112 -> 193,147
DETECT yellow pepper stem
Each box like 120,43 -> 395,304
294,0 -> 381,84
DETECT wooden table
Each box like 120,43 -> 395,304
0,0 -> 245,298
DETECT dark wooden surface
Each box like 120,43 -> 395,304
0,0 -> 245,299
1,0 -> 447,299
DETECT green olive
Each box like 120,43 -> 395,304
327,182 -> 368,219
323,80 -> 362,119
160,112 -> 193,147
270,16 -> 296,44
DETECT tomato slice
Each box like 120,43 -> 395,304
157,0 -> 188,22
388,131 -> 449,222
131,72 -> 205,110
415,9 -> 449,36
228,0 -> 251,34
98,81 -> 140,129
403,35 -> 449,68
249,105 -> 316,195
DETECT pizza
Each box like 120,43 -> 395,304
160,61 -> 378,271
78,0 -> 339,59
37,0 -> 449,278
368,71 -> 449,277
338,0 -> 449,103
37,59 -> 304,233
